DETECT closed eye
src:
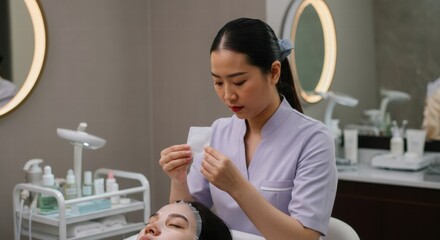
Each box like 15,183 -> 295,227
168,224 -> 183,229
234,80 -> 246,86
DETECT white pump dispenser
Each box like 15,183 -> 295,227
390,121 -> 404,156
23,159 -> 44,185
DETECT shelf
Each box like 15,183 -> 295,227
22,222 -> 144,240
16,199 -> 144,226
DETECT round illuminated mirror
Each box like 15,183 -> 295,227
282,0 -> 337,103
0,0 -> 46,116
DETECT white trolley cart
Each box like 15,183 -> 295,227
13,168 -> 150,240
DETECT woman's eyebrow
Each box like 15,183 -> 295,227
211,71 -> 247,79
167,213 -> 189,223
148,213 -> 159,221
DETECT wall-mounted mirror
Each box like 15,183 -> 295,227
0,0 -> 46,116
281,0 -> 337,103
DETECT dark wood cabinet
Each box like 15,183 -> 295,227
332,180 -> 440,240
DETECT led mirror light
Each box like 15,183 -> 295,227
282,0 -> 337,103
0,0 -> 46,116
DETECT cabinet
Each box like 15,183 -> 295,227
13,168 -> 150,240
332,180 -> 440,240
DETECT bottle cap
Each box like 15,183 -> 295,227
106,171 -> 116,184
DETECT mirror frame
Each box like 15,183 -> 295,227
0,0 -> 46,116
281,0 -> 337,103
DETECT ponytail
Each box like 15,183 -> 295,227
278,58 -> 303,113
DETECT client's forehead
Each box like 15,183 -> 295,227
158,203 -> 195,220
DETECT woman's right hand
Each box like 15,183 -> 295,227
159,144 -> 193,182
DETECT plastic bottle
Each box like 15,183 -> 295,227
64,169 -> 77,200
106,171 -> 120,204
38,166 -> 58,214
82,171 -> 93,197
106,171 -> 116,193
110,182 -> 120,204
330,119 -> 342,157
390,121 -> 404,156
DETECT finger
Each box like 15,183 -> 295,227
160,150 -> 192,166
203,146 -> 224,162
163,158 -> 191,172
160,144 -> 191,157
201,153 -> 219,176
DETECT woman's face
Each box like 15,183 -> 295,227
137,203 -> 198,240
210,49 -> 280,121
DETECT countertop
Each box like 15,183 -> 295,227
337,149 -> 440,190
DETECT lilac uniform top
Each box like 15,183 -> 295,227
188,98 -> 337,236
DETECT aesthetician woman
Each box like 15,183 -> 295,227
159,18 -> 337,240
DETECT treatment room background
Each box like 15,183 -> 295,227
2,0 -> 433,238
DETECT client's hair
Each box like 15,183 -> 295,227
188,201 -> 232,240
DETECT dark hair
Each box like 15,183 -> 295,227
189,201 -> 232,240
210,18 -> 303,113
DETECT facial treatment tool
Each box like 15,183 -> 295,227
364,89 -> 411,126
319,91 -> 359,128
57,122 -> 106,197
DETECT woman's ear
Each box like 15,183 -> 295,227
270,61 -> 281,85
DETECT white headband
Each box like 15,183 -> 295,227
176,201 -> 202,239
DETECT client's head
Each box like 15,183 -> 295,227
137,201 -> 232,240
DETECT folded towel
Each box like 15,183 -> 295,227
98,214 -> 127,230
67,221 -> 103,238
231,230 -> 265,240
124,234 -> 138,240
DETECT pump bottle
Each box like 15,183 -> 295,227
38,166 -> 58,214
390,121 -> 404,156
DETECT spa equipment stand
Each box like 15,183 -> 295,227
13,168 -> 150,240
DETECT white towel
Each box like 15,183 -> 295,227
231,230 -> 265,240
98,214 -> 127,230
124,234 -> 138,240
67,221 -> 103,237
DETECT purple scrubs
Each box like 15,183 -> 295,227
188,98 -> 337,236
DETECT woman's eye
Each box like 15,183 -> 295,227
168,224 -> 183,229
234,80 -> 245,86
214,81 -> 223,86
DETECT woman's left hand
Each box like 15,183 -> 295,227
201,146 -> 245,194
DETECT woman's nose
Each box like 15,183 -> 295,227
144,223 -> 161,236
224,84 -> 237,101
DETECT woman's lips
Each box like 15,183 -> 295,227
230,106 -> 243,113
